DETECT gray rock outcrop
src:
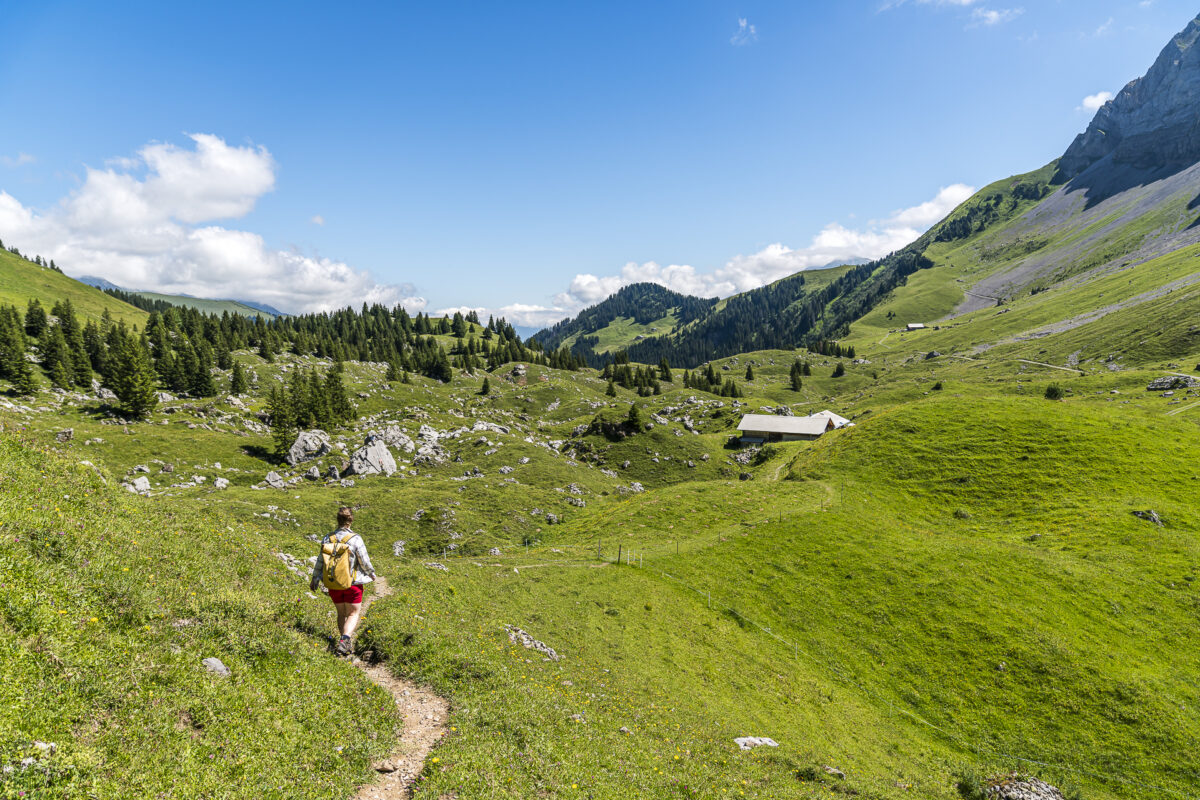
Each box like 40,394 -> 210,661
1059,14 -> 1200,179
286,430 -> 332,466
345,439 -> 397,476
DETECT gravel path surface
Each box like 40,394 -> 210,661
350,577 -> 450,800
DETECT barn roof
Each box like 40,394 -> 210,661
811,410 -> 853,428
736,414 -> 833,435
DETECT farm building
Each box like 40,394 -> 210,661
906,323 -> 926,331
737,414 -> 836,444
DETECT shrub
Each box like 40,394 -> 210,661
954,769 -> 986,800
1045,384 -> 1064,400
932,381 -> 943,391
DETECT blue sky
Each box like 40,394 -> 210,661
0,0 -> 1195,327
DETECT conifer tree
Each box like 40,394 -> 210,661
802,361 -> 812,376
480,376 -> 491,396
230,360 -> 248,395
606,379 -> 617,397
744,364 -> 754,381
267,384 -> 297,461
106,330 -> 159,419
832,362 -> 845,378
191,343 -> 217,397
24,299 -> 47,338
789,360 -> 803,392
626,402 -> 642,430
658,358 -> 672,382
325,363 -> 353,424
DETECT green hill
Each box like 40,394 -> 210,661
0,249 -> 146,326
130,291 -> 283,317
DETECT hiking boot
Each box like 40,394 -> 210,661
336,635 -> 352,656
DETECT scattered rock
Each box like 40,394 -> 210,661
305,466 -> 321,480
55,428 -> 73,443
213,477 -> 229,490
326,465 -> 341,481
127,476 -> 151,494
425,562 -> 449,571
734,737 -> 778,750
202,657 -> 231,677
265,471 -> 287,490
983,773 -> 1066,800
287,430 -> 332,466
1147,375 -> 1199,391
823,766 -> 845,780
1133,509 -> 1164,526
619,726 -> 632,735
345,439 -> 397,477
393,540 -> 406,557
505,625 -> 560,660
375,759 -> 398,773
488,547 -> 502,556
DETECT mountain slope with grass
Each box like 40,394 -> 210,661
0,249 -> 147,326
3,13 -> 1200,800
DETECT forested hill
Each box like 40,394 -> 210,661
541,164 -> 1058,369
531,283 -> 717,353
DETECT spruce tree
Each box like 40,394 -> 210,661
325,365 -> 353,424
191,343 -> 217,397
267,384 -> 297,461
606,379 -> 617,397
658,358 -> 672,382
626,402 -> 642,430
230,360 -> 247,395
480,376 -> 491,396
106,331 -> 159,418
24,299 -> 47,338
832,362 -> 845,378
744,364 -> 754,381
789,360 -> 803,392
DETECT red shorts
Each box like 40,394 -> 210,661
328,585 -> 363,604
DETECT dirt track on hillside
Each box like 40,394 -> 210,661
350,577 -> 450,800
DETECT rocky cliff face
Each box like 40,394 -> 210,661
1058,14 -> 1200,180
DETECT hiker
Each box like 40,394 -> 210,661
311,506 -> 377,655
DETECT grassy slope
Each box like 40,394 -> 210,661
0,432 -> 398,798
2,183 -> 1200,797
0,250 -> 146,326
559,311 -> 680,354
132,291 -> 280,318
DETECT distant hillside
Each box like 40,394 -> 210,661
75,277 -> 285,318
130,291 -> 283,318
532,283 -> 718,359
0,250 -> 147,326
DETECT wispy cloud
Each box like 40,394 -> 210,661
880,0 -> 980,12
1079,90 -> 1113,111
969,7 -> 1023,26
1,152 -> 35,168
0,134 -> 425,314
730,18 -> 757,46
310,214 -> 325,226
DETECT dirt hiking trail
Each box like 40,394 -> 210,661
349,576 -> 450,800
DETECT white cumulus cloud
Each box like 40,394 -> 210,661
0,134 -> 424,315
1080,90 -> 1113,111
521,182 -> 976,328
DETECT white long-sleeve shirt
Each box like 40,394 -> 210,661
310,528 -> 376,589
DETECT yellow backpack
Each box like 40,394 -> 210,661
321,531 -> 358,591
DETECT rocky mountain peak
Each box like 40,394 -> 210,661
1057,14 -> 1200,180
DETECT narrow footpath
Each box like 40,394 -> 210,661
348,576 -> 450,800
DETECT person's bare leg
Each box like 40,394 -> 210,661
341,603 -> 364,638
335,603 -> 350,636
